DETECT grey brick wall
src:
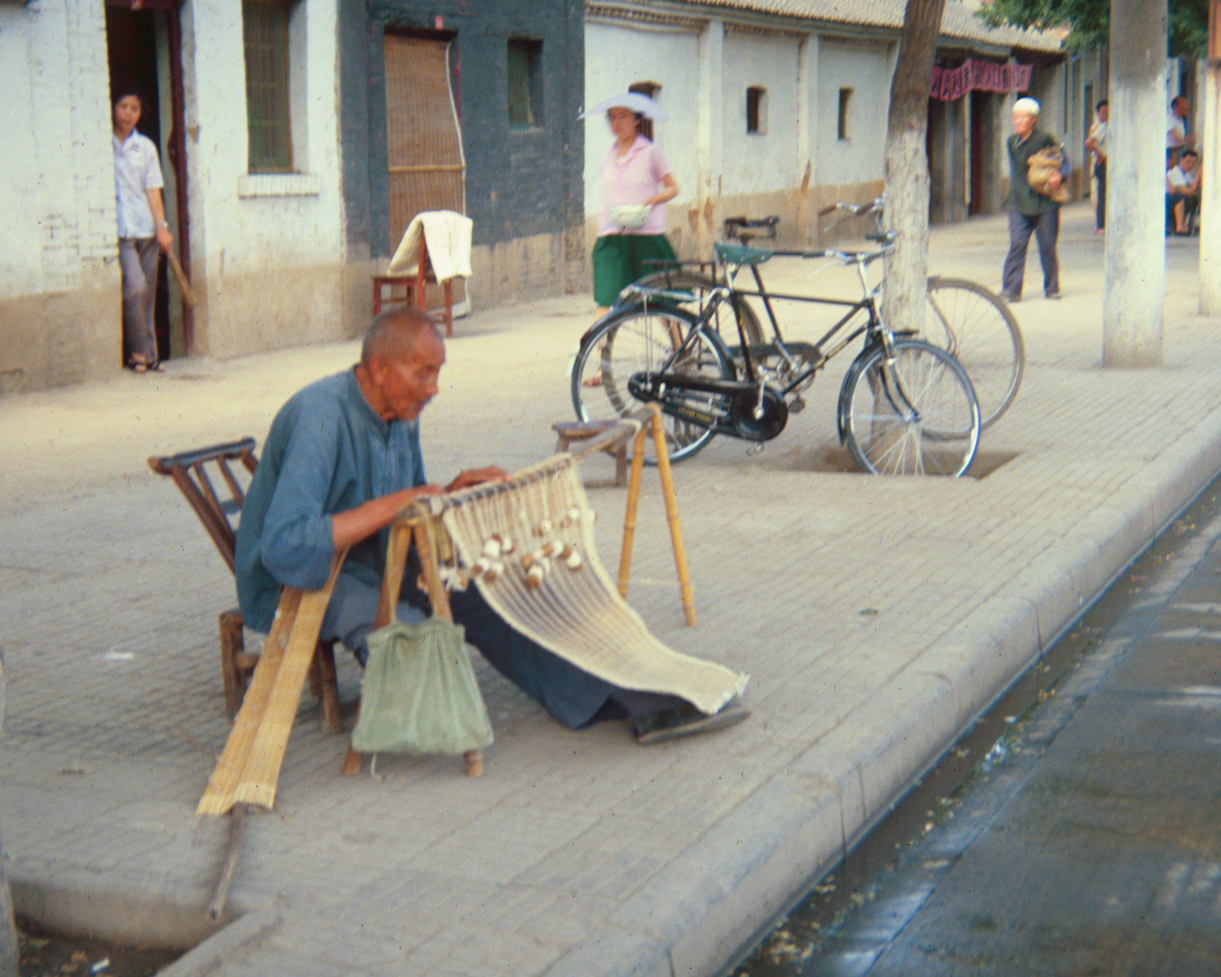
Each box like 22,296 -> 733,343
338,0 -> 584,261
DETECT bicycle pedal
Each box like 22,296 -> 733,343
789,396 -> 805,414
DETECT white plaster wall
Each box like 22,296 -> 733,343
0,0 -> 116,300
816,39 -> 890,187
583,22 -> 701,223
721,30 -> 801,194
182,0 -> 343,282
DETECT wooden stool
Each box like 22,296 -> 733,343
372,230 -> 455,337
553,421 -> 629,486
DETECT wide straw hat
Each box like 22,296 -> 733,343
578,92 -> 668,122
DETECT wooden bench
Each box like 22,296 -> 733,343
552,420 -> 629,487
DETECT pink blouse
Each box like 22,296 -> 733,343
597,135 -> 671,237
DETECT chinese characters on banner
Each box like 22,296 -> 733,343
930,60 -> 1033,101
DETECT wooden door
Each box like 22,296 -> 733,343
383,34 -> 466,307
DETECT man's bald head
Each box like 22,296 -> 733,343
361,306 -> 442,367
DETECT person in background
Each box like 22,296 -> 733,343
1167,95 -> 1193,153
1166,148 -> 1202,235
1001,97 -> 1066,303
586,92 -> 677,317
112,87 -> 173,374
1085,99 -> 1108,234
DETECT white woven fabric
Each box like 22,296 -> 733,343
387,210 -> 473,282
432,455 -> 748,714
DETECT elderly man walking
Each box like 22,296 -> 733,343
1001,97 -> 1066,302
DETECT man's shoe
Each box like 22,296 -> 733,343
630,700 -> 750,745
1045,290 -> 1061,300
1000,291 -> 1020,303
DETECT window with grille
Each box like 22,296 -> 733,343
747,87 -> 767,135
244,0 -> 292,172
508,38 -> 542,130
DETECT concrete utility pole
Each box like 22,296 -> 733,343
1201,0 -> 1221,313
1103,0 -> 1168,366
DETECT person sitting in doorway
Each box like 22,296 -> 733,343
233,306 -> 748,745
1166,148 -> 1201,236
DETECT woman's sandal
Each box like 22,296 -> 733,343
147,360 -> 165,372
126,359 -> 148,374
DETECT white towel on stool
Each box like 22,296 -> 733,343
387,211 -> 474,283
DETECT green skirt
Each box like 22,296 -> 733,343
592,234 -> 678,307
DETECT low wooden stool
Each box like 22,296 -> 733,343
553,421 -> 629,486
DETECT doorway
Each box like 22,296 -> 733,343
383,32 -> 467,308
105,1 -> 189,362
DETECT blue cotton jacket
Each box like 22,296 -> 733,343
235,369 -> 426,633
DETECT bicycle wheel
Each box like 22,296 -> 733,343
921,277 -> 1024,429
839,338 -> 980,477
571,305 -> 734,463
620,269 -> 765,347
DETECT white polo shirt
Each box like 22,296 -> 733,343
113,130 -> 164,239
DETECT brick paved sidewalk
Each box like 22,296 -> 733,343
1,205 -> 1215,977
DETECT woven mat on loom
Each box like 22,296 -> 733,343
433,454 -> 748,714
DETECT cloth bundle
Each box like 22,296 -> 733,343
1027,147 -> 1070,204
352,618 -> 493,756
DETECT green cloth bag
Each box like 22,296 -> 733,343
351,618 -> 494,755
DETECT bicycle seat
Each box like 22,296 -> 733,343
715,242 -> 773,266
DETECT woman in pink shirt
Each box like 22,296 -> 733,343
588,93 -> 679,316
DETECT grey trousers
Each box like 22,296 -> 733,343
319,574 -> 683,729
1002,209 -> 1060,298
120,237 -> 159,363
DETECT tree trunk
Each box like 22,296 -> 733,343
0,652 -> 17,977
882,0 -> 947,336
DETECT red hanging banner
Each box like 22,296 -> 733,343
930,60 -> 1033,100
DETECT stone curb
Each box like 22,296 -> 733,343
547,410 -> 1221,977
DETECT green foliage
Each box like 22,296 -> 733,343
977,0 -> 1209,58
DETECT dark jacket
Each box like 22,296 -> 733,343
1005,130 -> 1063,216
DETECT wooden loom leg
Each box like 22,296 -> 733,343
649,406 -> 697,626
316,642 -> 342,734
342,519 -> 414,777
413,518 -> 483,778
219,610 -> 247,719
618,422 -> 650,599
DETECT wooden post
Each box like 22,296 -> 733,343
618,423 -> 650,599
648,407 -> 697,627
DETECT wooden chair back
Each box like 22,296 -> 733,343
148,438 -> 258,573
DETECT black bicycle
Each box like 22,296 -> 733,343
572,231 -> 982,476
618,204 -> 1024,429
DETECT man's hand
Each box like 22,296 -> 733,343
330,483 -> 442,550
1047,171 -> 1062,191
445,467 -> 510,492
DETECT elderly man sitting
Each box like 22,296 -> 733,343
234,306 -> 747,745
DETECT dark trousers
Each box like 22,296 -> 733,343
1094,161 -> 1106,230
320,573 -> 682,730
119,237 -> 160,363
1003,209 -> 1060,299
